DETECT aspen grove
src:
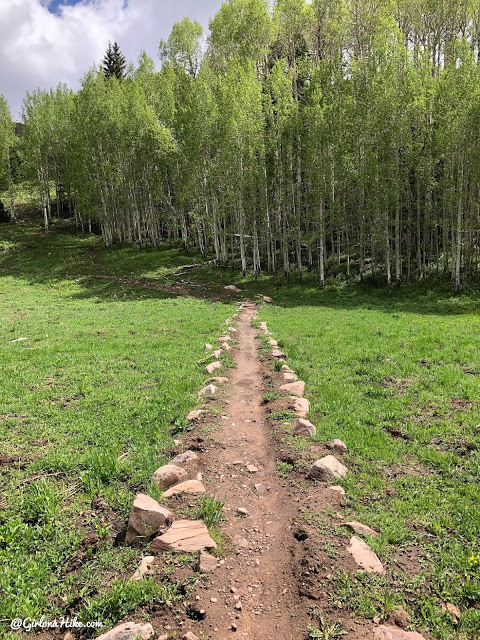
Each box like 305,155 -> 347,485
3,0 -> 480,288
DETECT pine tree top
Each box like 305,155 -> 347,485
102,41 -> 127,80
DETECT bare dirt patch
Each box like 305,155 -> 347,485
463,367 -> 480,377
403,400 -> 449,426
392,545 -> 425,576
91,274 -> 236,302
380,377 -> 414,394
450,397 -> 478,411
45,393 -> 85,410
385,426 -> 413,442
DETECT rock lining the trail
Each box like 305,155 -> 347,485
293,418 -> 316,438
151,520 -> 217,553
330,485 -> 346,495
291,397 -> 310,417
170,450 -> 199,466
198,384 -> 218,398
96,622 -> 154,640
152,464 -> 187,490
280,381 -> 306,397
347,536 -> 384,573
187,409 -> 208,421
441,602 -> 461,620
126,494 -> 173,543
163,480 -> 206,497
272,348 -> 287,358
205,361 -> 222,375
387,605 -> 411,629
342,521 -> 378,538
307,455 -> 348,481
133,555 -> 156,580
206,377 -> 229,384
282,365 -> 298,381
204,343 -> 213,350
224,285 -> 241,292
329,438 -> 348,453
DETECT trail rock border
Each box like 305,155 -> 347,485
101,300 -> 428,640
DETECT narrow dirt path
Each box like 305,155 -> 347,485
193,303 -> 309,639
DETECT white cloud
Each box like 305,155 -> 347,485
0,0 -> 221,118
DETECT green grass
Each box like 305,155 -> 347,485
0,220 -> 234,634
276,459 -> 294,478
195,494 -> 225,528
2,211 -> 480,638
258,281 -> 480,640
307,610 -> 347,639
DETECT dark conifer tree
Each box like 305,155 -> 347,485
102,41 -> 127,80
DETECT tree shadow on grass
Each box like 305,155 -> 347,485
256,278 -> 480,316
2,218 -> 480,313
0,220 -> 232,305
181,262 -> 480,316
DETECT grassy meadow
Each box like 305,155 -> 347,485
258,283 -> 480,640
1,214 -> 480,639
0,220 -> 234,635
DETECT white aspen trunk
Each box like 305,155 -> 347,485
253,219 -> 261,275
359,143 -> 365,280
416,175 -> 423,279
319,198 -> 325,286
38,169 -> 49,232
7,153 -> 15,222
296,236 -> 302,277
385,221 -> 392,286
453,161 -> 463,292
9,187 -> 15,222
296,148 -> 302,277
46,174 -> 52,223
263,165 -> 272,273
346,226 -> 350,277
282,209 -> 289,277
395,154 -> 401,283
211,197 -> 221,262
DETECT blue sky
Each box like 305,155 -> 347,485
0,0 -> 223,118
47,0 -> 84,13
46,0 -> 129,14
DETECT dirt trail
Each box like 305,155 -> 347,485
193,302 -> 309,639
